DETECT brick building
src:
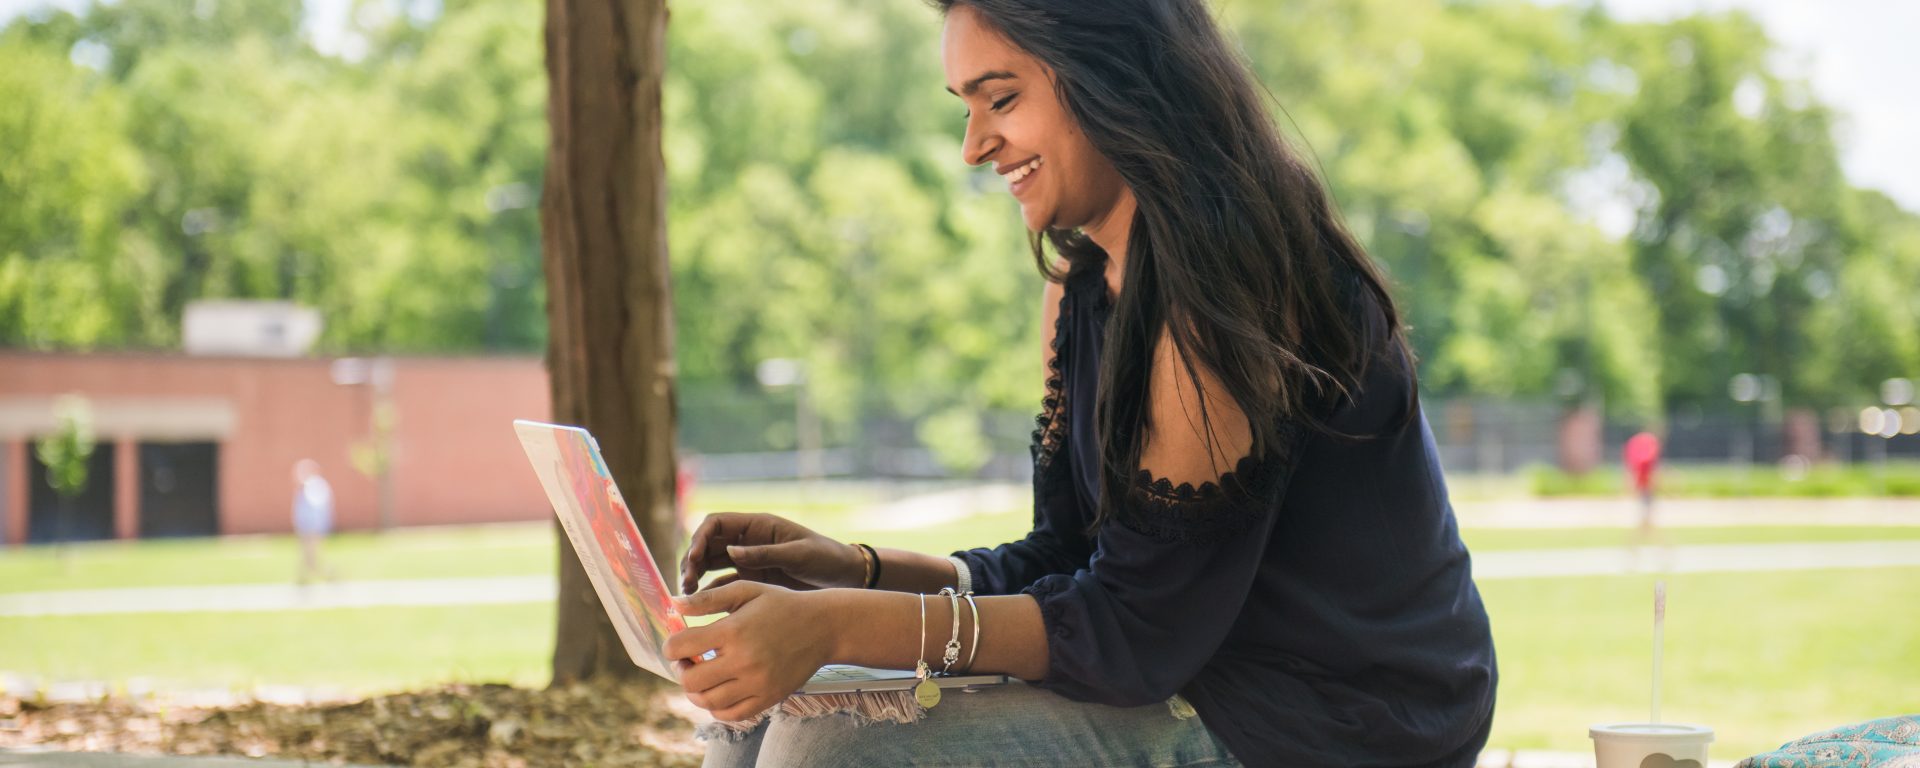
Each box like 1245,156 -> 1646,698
0,352 -> 552,544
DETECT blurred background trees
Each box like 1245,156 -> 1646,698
3,0 -> 1917,456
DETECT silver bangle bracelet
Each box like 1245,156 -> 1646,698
937,587 -> 962,675
947,555 -> 973,594
962,591 -> 982,673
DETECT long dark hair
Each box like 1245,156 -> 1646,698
930,0 -> 1410,529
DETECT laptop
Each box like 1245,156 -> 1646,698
513,419 -> 1011,695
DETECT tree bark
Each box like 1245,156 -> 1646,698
540,0 -> 677,686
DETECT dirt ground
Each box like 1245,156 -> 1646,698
0,682 -> 705,767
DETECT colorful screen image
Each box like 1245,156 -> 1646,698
517,421 -> 685,680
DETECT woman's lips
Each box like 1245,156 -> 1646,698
1007,156 -> 1043,196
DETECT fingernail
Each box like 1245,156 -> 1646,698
726,545 -> 743,558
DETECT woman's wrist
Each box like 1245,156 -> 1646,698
869,548 -> 969,593
842,541 -> 871,588
812,587 -> 874,662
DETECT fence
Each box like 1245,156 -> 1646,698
677,387 -> 1920,483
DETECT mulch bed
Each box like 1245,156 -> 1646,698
0,681 -> 705,767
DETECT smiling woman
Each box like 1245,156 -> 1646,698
942,22 -> 1131,245
669,1 -> 1497,766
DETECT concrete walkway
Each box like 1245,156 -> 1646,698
1453,496 -> 1920,528
1473,539 -> 1920,580
847,483 -> 1027,531
4,540 -> 1918,617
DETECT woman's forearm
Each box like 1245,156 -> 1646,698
870,546 -> 964,594
818,587 -> 1051,683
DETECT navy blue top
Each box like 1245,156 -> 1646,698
954,266 -> 1497,767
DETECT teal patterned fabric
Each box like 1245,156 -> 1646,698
1736,716 -> 1920,768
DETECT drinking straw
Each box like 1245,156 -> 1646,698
1651,580 -> 1666,724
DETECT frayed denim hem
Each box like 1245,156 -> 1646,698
692,688 -> 928,743
694,719 -> 762,743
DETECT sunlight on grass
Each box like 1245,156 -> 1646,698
0,524 -> 556,595
0,603 -> 557,695
4,489 -> 1917,761
1480,567 -> 1920,758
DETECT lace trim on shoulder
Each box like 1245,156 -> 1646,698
1113,424 -> 1306,546
1129,453 -> 1265,504
1031,281 -> 1074,471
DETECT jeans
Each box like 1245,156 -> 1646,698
698,683 -> 1243,768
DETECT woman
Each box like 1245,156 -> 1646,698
663,0 -> 1497,765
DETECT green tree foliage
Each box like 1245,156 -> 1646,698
2,0 -> 548,353
34,395 -> 96,500
3,0 -> 1918,436
0,40 -> 150,346
1610,13 -> 1872,408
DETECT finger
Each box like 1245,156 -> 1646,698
677,655 -> 739,695
684,512 -> 749,566
698,572 -> 742,592
715,695 -> 776,723
724,540 -> 811,572
687,680 -> 754,715
672,580 -> 763,618
662,623 -> 724,662
682,512 -> 747,593
680,513 -> 725,593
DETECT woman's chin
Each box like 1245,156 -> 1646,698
1019,204 -> 1053,233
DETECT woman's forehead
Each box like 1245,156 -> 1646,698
941,6 -> 1033,91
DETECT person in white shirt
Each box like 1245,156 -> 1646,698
292,459 -> 337,584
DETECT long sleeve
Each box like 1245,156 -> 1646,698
952,281 -> 1093,596
952,423 -> 1094,595
1020,432 -> 1302,707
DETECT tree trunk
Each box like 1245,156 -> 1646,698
540,0 -> 678,687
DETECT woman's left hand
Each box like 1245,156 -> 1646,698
663,581 -> 838,721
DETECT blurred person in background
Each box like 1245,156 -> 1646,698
1624,430 -> 1664,559
292,459 -> 337,585
666,0 -> 1497,765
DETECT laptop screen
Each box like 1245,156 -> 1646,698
515,420 -> 686,681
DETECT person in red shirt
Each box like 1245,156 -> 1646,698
1624,431 -> 1662,548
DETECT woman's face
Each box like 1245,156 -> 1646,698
942,5 -> 1128,233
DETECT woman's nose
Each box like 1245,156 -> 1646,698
961,116 -> 997,167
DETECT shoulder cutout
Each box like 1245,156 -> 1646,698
1138,329 -> 1255,487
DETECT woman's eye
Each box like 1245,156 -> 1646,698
963,94 -> 1016,120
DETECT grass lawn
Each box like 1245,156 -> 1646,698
0,483 -> 971,594
9,516 -> 1917,596
1458,525 -> 1920,552
5,496 -> 1919,759
0,525 -> 556,595
1533,460 -> 1920,498
9,475 -> 1920,596
1480,567 -> 1920,758
0,603 -> 557,694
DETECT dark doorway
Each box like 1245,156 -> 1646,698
27,446 -> 116,543
139,442 -> 221,538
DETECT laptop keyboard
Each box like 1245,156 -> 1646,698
811,664 -> 888,682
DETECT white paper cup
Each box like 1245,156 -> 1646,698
1589,723 -> 1714,768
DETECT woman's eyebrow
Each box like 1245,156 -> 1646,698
946,70 -> 1018,97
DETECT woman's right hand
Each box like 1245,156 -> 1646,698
678,512 -> 866,595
